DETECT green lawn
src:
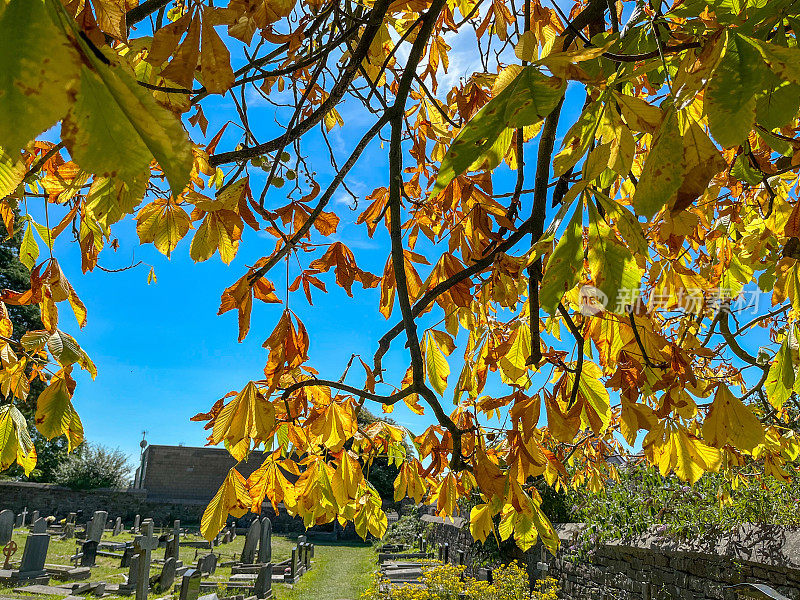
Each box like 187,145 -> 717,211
1,527 -> 376,600
274,541 -> 376,600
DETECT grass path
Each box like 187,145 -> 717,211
274,541 -> 377,600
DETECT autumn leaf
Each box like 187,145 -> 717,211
35,368 -> 83,451
201,467 -> 250,540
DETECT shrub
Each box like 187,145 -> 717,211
361,561 -> 539,600
54,444 -> 132,490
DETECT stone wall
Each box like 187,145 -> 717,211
532,523 -> 800,600
429,519 -> 800,599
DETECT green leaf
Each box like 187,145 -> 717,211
755,79 -> 800,131
48,0 -> 192,196
587,199 -> 642,313
631,108 -> 683,219
64,67 -> 155,183
730,155 -> 763,186
0,148 -> 25,201
706,31 -> 768,148
434,67 -> 565,195
19,220 -> 39,270
765,338 -> 794,410
553,101 -> 604,176
0,0 -> 79,154
539,198 -> 584,314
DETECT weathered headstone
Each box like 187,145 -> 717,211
198,554 -> 217,576
121,545 -> 134,568
458,550 -> 465,565
240,519 -> 260,564
19,507 -> 29,528
32,518 -> 46,534
31,511 -> 39,524
257,518 -> 271,564
0,510 -> 14,544
179,569 -> 201,600
443,543 -> 449,564
165,535 -> 179,562
154,556 -> 176,592
132,515 -> 140,534
80,540 -> 98,567
113,517 -> 123,537
289,548 -> 297,582
254,564 -> 272,599
14,533 -> 49,580
119,554 -> 139,595
87,512 -> 107,543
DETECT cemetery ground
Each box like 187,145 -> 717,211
0,527 -> 376,600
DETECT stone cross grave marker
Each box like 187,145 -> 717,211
87,511 -> 107,543
19,507 -> 28,528
240,519 -> 260,564
536,544 -> 548,578
254,563 -> 272,599
32,518 -> 46,534
134,520 -> 159,600
80,540 -> 98,567
0,509 -> 13,545
179,568 -> 201,600
257,518 -> 271,564
14,532 -> 49,580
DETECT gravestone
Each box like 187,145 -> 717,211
80,540 -> 98,568
119,554 -> 139,595
133,515 -> 140,534
154,556 -> 176,592
113,517 -> 123,537
18,508 -> 29,527
0,510 -> 14,544
240,519 -> 260,564
254,564 -> 272,599
289,548 -> 297,582
257,518 -> 271,564
134,520 -> 159,600
121,545 -> 134,568
87,512 -> 107,543
13,533 -> 49,580
437,545 -> 443,561
302,543 -> 310,570
32,518 -> 46,534
165,535 -> 179,562
31,511 -> 39,524
443,543 -> 449,564
179,569 -> 201,600
63,513 -> 77,539
198,554 -> 217,575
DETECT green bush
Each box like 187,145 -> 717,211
566,462 -> 800,554
54,444 -> 132,489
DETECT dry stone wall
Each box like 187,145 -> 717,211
429,519 -> 800,599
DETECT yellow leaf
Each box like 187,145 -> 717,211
210,381 -> 275,455
201,7 -> 235,94
35,370 -> 83,451
470,503 -> 494,543
136,199 -> 192,257
425,331 -> 450,395
201,467 -> 250,541
702,385 -> 765,452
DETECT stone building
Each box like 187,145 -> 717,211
133,444 -> 268,502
